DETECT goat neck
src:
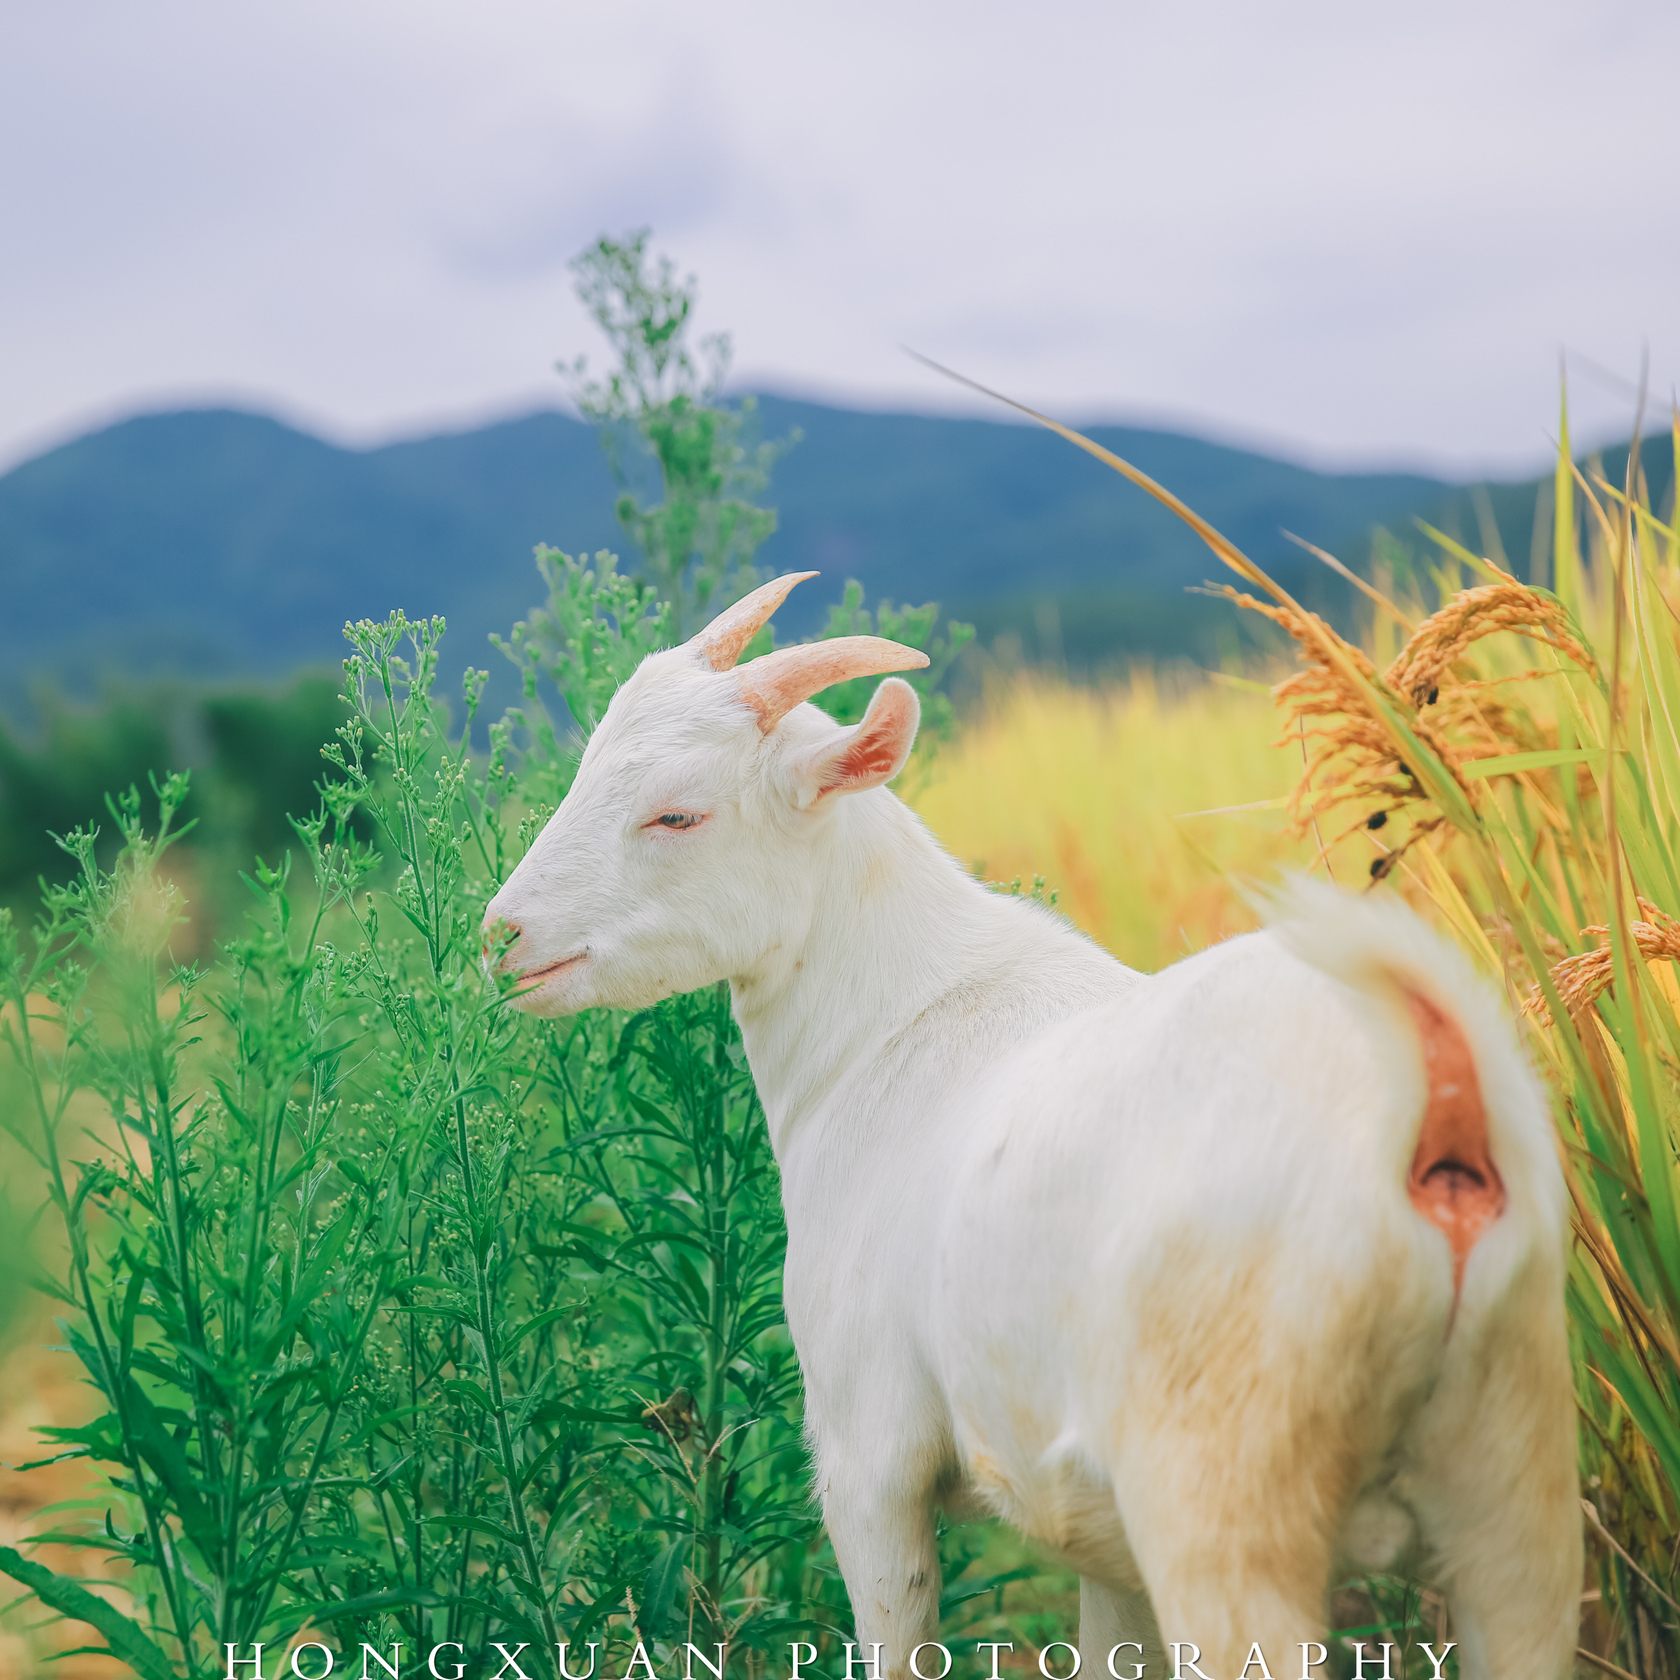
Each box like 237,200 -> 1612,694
728,786 -> 1124,1156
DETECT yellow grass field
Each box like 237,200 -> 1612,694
912,670 -> 1327,972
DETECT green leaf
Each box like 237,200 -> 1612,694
120,1383 -> 221,1562
549,1400 -> 643,1425
505,1305 -> 573,1350
294,1586 -> 446,1626
1460,746 -> 1623,778
422,1514 -> 522,1548
640,1538 -> 689,1637
504,1572 -> 552,1613
259,1208 -> 356,1362
0,1545 -> 177,1680
442,1377 -> 496,1416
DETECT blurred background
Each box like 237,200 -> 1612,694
2,0 -> 1678,906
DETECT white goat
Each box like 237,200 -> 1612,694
485,574 -> 1578,1680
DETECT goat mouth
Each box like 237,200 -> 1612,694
515,951 -> 588,987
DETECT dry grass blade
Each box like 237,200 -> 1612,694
907,351 -> 1488,843
1283,528 -> 1418,631
904,351 -> 1285,601
1577,1646 -> 1643,1680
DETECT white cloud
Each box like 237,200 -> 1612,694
2,0 -> 1676,475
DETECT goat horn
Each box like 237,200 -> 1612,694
689,571 -> 819,672
736,636 -> 930,732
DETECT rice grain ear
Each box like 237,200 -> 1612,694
1527,900 -> 1680,1026
1384,575 -> 1597,707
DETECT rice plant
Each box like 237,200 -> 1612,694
982,377 -> 1680,1676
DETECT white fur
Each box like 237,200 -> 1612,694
487,646 -> 1579,1680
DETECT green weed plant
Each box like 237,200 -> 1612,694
0,550 -> 997,1678
0,231 -> 1004,1678
0,581 -> 802,1674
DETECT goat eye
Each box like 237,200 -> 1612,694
655,812 -> 701,829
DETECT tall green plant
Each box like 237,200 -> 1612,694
567,230 -> 795,636
545,987 -> 815,1652
0,551 -> 982,1674
0,773 -> 396,1671
2,229 -> 983,1666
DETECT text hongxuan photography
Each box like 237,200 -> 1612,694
219,1640 -> 1465,1680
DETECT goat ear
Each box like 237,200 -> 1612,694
792,678 -> 921,806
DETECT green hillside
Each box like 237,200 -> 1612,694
0,396 -> 1457,704
5,392 -> 1668,715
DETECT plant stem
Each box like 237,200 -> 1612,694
453,1091 -> 561,1662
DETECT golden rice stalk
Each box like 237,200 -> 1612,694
1384,571 -> 1598,705
1222,568 -> 1597,851
1528,899 -> 1680,1025
1216,586 -> 1462,833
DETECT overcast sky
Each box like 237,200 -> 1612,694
4,0 -> 1677,478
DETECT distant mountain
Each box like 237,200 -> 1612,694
0,407 -> 624,704
5,393 -> 1645,713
